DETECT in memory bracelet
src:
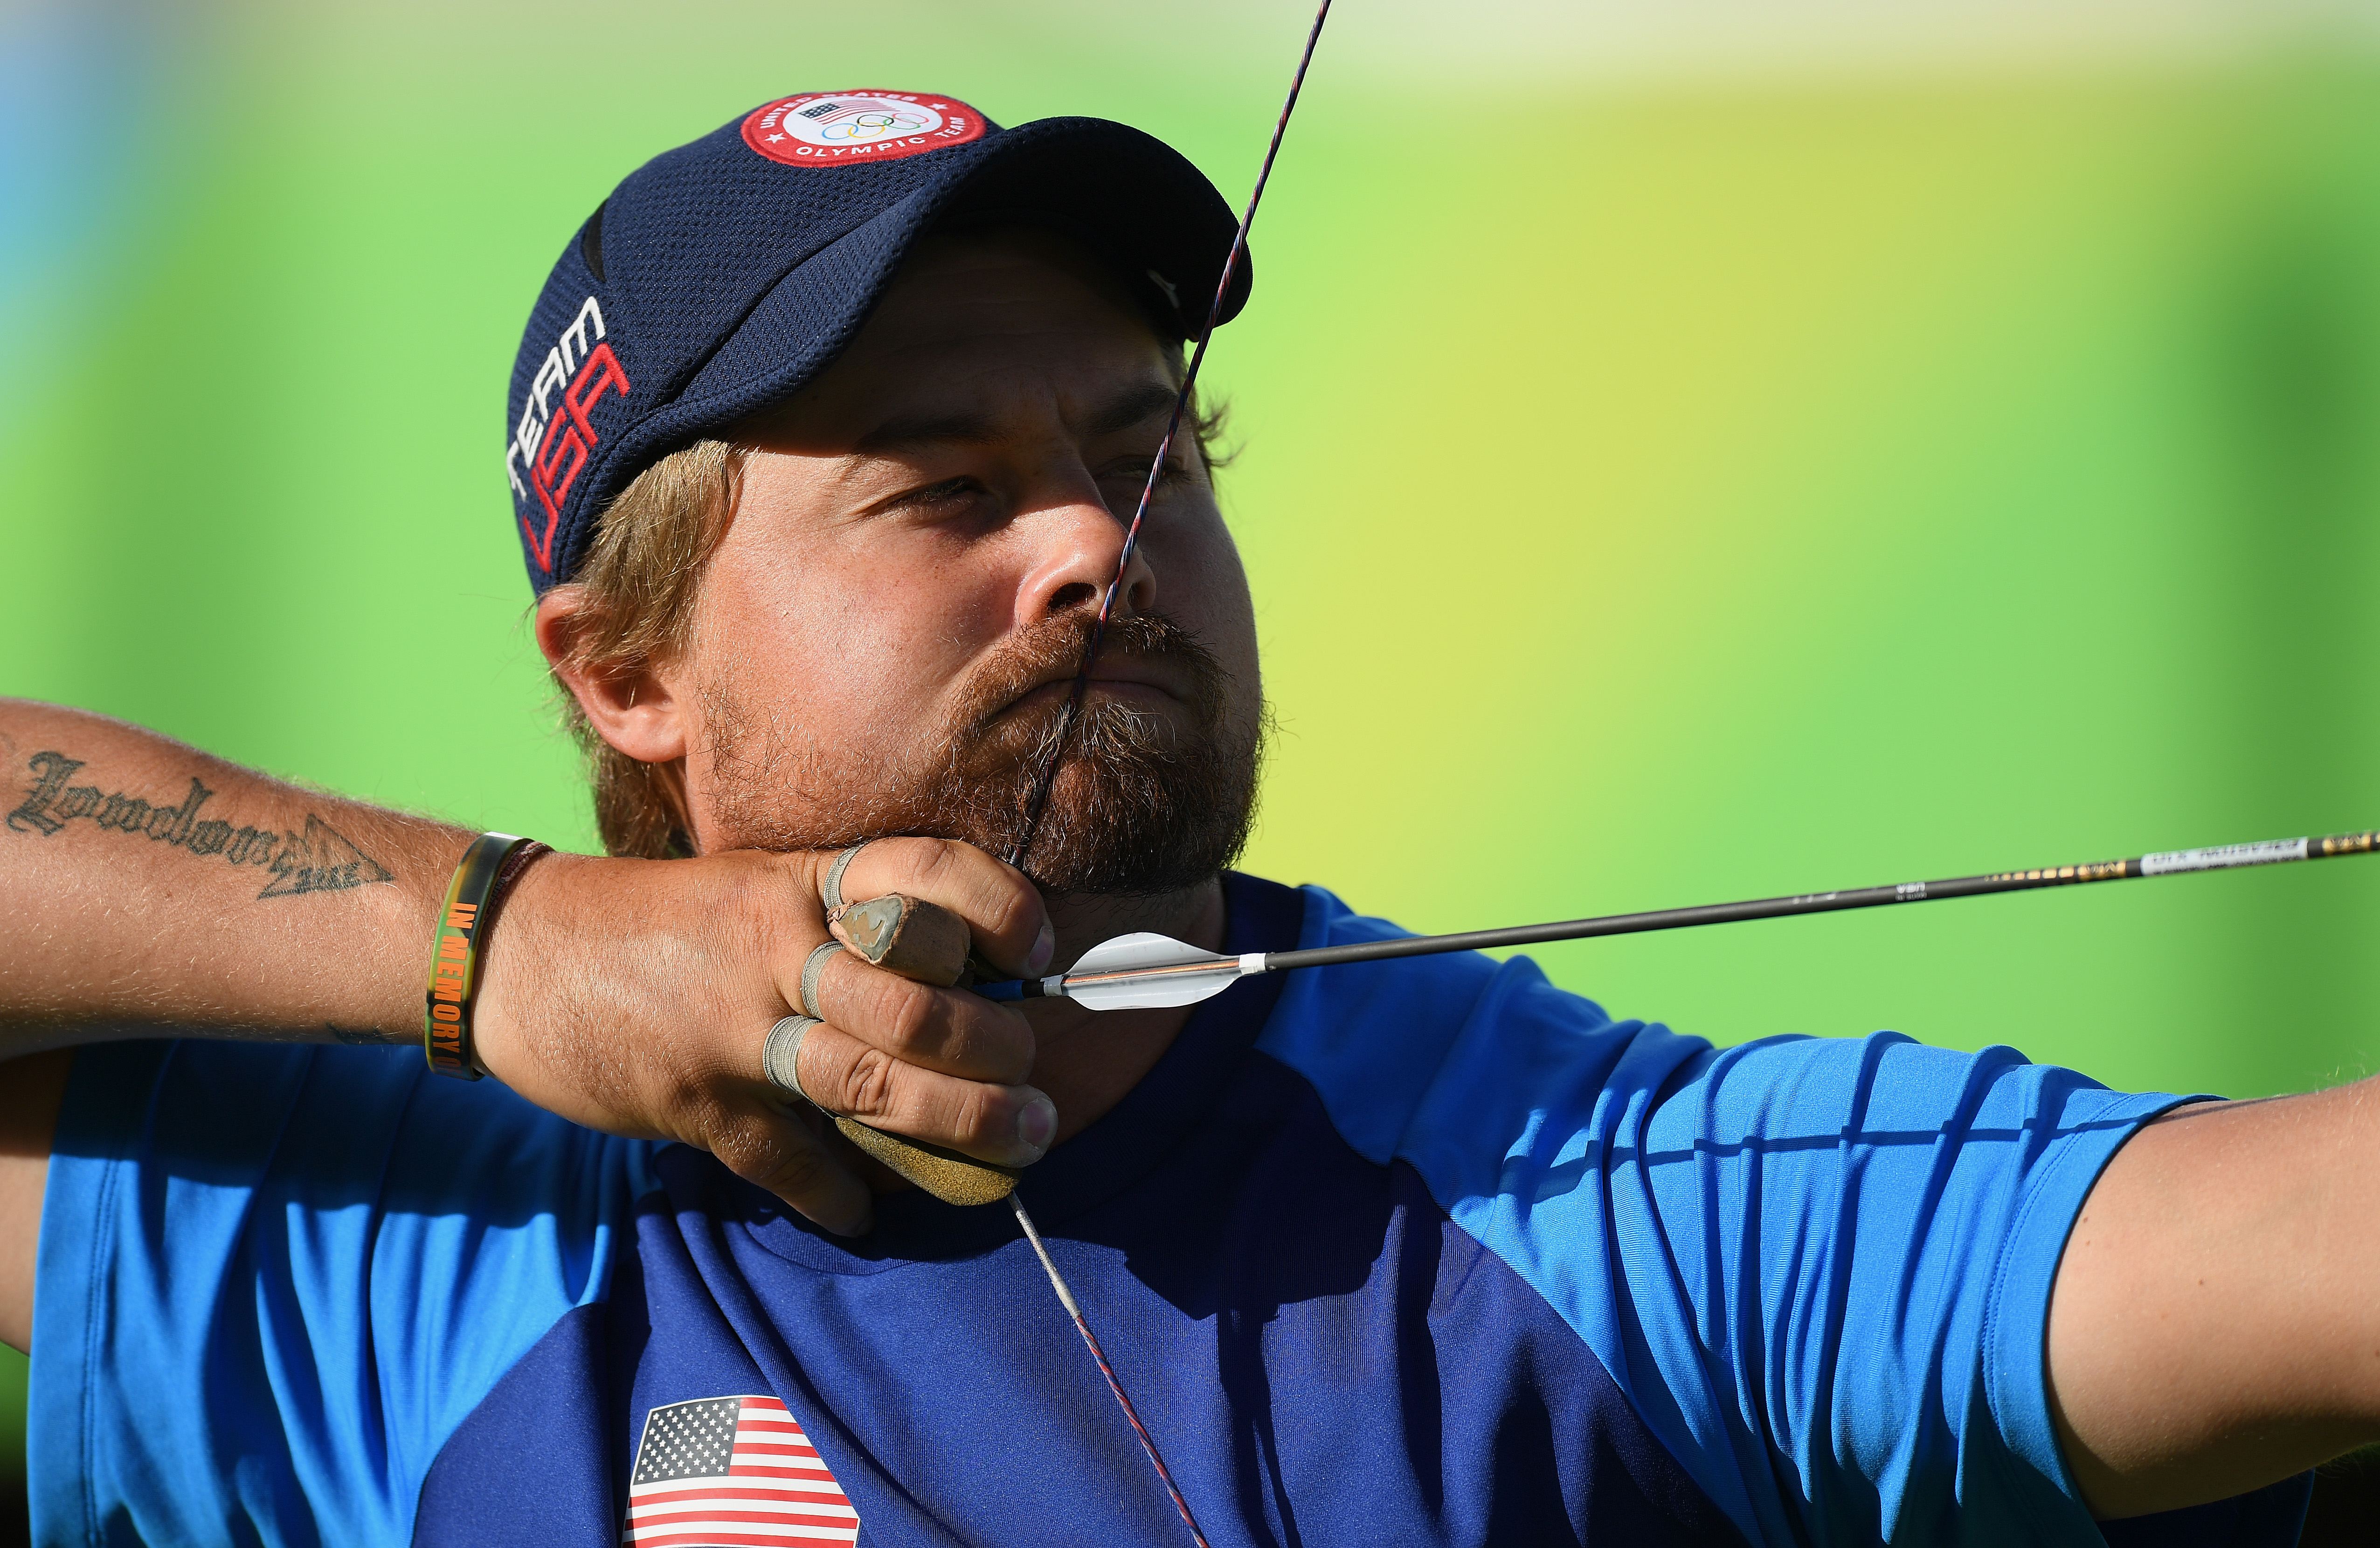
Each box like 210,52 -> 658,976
423,832 -> 546,1079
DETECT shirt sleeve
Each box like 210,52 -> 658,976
1618,1031 -> 2188,1545
1259,885 -> 2202,1548
30,1040 -> 657,1548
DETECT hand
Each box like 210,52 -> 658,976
471,839 -> 1056,1235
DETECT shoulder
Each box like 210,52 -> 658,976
1254,885 -> 1716,1194
35,1039 -> 661,1547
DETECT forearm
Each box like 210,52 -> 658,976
0,704 -> 1056,1249
2048,1077 -> 2380,1517
0,699 -> 470,1053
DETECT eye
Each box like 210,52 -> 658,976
1097,453 -> 1196,513
882,475 -> 994,515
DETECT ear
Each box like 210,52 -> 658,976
535,586 -> 691,764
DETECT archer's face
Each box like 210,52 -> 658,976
657,226 -> 1265,885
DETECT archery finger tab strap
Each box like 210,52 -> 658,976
821,841 -> 871,914
762,1015 -> 821,1103
799,940 -> 845,1020
832,892 -> 1018,1205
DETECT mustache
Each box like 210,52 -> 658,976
953,608 -> 1226,743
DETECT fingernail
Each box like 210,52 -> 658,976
1024,921 -> 1056,977
828,1207 -> 874,1238
1016,1095 -> 1057,1155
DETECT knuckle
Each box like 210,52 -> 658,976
778,855 -> 826,924
706,1111 -> 775,1171
840,965 -> 931,1044
706,861 -> 799,960
982,885 -> 1038,944
912,838 -> 964,891
946,1002 -> 1032,1082
880,983 -> 939,1056
811,950 -> 850,1018
952,1083 -> 1018,1148
876,834 -> 934,876
746,1139 -> 838,1201
839,1044 -> 899,1116
871,838 -> 1038,944
667,1080 -> 735,1143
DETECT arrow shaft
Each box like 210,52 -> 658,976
1270,831 -> 2376,971
989,829 -> 2380,1003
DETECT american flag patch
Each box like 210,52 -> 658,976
623,1395 -> 859,1546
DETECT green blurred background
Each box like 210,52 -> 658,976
10,0 -> 2380,1525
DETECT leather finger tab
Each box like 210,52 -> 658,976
831,894 -> 970,986
834,1116 -> 1019,1206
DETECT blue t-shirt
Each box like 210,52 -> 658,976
29,874 -> 2311,1547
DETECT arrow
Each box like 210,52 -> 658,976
981,828 -> 2380,1012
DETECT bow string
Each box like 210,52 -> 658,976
1007,0 -> 1336,873
996,9 -> 1335,1545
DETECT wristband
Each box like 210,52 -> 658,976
423,832 -> 547,1079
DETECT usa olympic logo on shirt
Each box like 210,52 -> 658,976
623,1394 -> 858,1544
741,91 -> 986,166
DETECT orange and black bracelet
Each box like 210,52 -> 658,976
423,832 -> 549,1079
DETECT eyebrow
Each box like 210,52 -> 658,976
852,379 -> 1182,455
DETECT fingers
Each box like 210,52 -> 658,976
706,1097 -> 877,1237
736,839 -> 1056,1205
828,838 -> 1054,976
788,1016 -> 1056,1169
810,953 -> 1035,1084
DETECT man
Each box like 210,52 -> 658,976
1,89 -> 2376,1547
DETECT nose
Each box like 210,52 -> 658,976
1015,491 -> 1158,630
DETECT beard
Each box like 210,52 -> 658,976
700,609 -> 1265,898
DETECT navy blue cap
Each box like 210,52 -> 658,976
505,90 -> 1252,594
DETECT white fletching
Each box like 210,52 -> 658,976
1054,933 -> 1262,1011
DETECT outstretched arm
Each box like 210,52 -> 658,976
0,698 -> 1059,1349
2048,1079 -> 2380,1517
0,699 -> 477,1051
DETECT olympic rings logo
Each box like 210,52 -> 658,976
814,107 -> 933,142
742,91 -> 988,167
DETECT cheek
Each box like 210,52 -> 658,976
699,539 -> 1018,739
1153,519 -> 1259,670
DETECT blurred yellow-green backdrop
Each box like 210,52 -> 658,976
9,0 -> 2380,1513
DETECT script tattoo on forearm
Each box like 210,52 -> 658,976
6,749 -> 395,900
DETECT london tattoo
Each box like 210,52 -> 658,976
6,750 -> 395,898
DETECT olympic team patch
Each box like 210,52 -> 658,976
741,91 -> 987,166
